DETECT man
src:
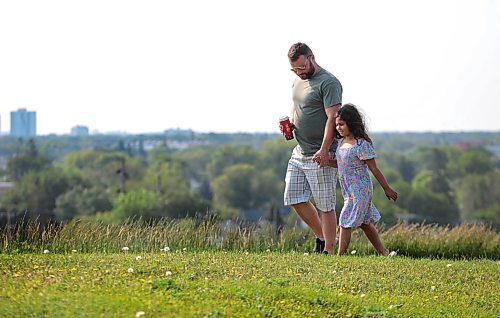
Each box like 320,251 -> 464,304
284,42 -> 342,254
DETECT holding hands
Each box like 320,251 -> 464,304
312,149 -> 331,167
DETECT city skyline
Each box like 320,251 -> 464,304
1,1 -> 500,135
1,106 -> 500,137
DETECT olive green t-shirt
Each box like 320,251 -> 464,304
292,68 -> 343,156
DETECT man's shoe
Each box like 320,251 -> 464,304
314,238 -> 325,253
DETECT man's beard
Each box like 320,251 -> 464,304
303,61 -> 315,79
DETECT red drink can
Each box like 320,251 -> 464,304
279,116 -> 294,140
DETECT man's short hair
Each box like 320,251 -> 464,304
288,42 -> 313,61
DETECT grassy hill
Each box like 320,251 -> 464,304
1,251 -> 498,317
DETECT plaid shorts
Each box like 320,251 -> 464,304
284,147 -> 338,212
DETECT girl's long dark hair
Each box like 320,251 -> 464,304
335,103 -> 372,144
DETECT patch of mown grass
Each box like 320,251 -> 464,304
1,251 -> 498,317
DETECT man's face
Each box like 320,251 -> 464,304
290,55 -> 315,80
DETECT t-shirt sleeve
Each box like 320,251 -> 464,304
356,139 -> 376,161
322,78 -> 343,108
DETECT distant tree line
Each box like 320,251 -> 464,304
0,133 -> 499,229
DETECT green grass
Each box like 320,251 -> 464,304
2,218 -> 499,260
1,251 -> 498,317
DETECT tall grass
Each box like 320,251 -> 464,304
1,217 -> 498,259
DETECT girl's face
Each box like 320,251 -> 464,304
335,117 -> 351,137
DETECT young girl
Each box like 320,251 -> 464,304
333,104 -> 398,256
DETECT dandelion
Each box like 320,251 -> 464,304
135,311 -> 145,317
122,246 -> 129,252
43,249 -> 49,254
135,256 -> 142,261
165,271 -> 172,276
127,267 -> 134,273
388,251 -> 397,257
350,250 -> 357,255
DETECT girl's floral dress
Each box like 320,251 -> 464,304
336,138 -> 381,228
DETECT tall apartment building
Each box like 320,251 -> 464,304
71,125 -> 89,136
10,108 -> 36,137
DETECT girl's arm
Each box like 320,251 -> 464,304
365,158 -> 398,201
327,159 -> 338,168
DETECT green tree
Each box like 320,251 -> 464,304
111,190 -> 165,221
406,188 -> 459,224
108,189 -> 209,222
372,179 -> 411,225
6,139 -> 49,182
60,150 -> 145,191
447,148 -> 494,178
396,155 -> 415,182
212,164 -> 279,212
258,138 -> 296,180
1,169 -> 78,225
142,160 -> 190,197
208,145 -> 259,178
54,186 -> 112,221
455,171 -> 500,222
474,204 -> 500,229
410,146 -> 449,172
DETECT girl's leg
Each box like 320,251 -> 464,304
360,223 -> 389,256
337,227 -> 352,255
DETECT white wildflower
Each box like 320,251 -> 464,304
388,251 -> 397,257
127,267 -> 134,273
71,249 -> 77,253
135,311 -> 145,317
122,246 -> 129,252
135,256 -> 142,261
182,247 -> 187,252
360,293 -> 366,298
388,305 -> 394,310
43,249 -> 49,254
162,246 -> 170,252
165,271 -> 172,276
431,286 -> 436,291
446,263 -> 452,268
350,250 -> 357,255
266,249 -> 271,252
303,252 -> 309,256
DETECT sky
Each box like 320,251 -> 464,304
1,0 -> 499,135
